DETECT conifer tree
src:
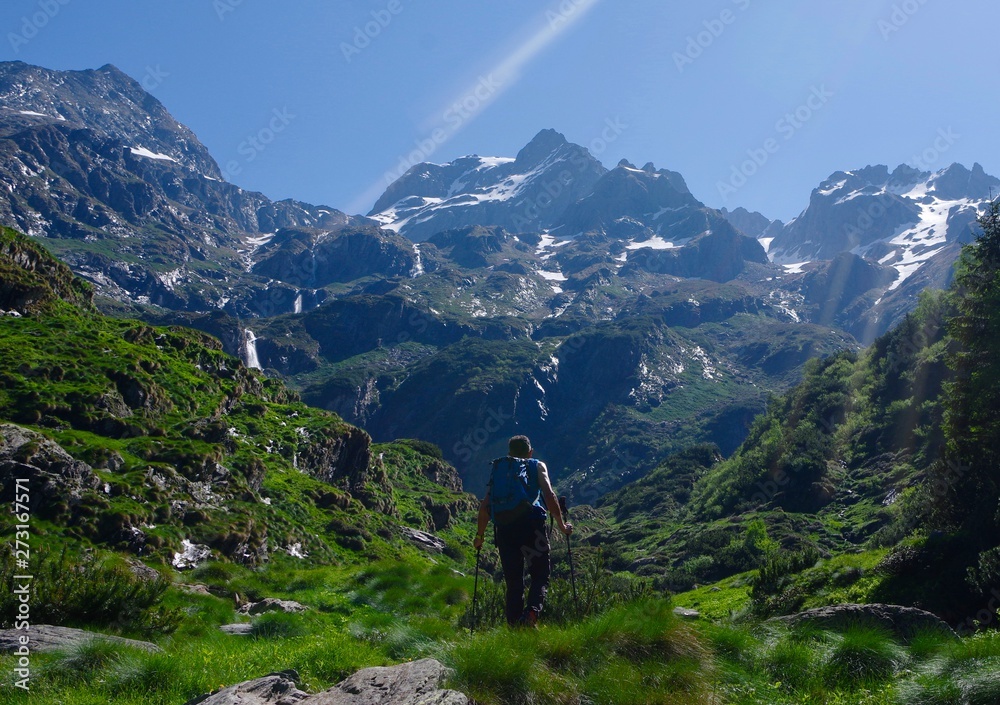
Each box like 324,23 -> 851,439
933,199 -> 1000,582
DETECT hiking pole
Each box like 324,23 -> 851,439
471,545 -> 482,634
559,496 -> 578,612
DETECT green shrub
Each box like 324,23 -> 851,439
107,651 -> 186,695
463,550 -> 653,629
0,548 -> 181,635
763,637 -> 816,691
750,547 -> 821,616
449,631 -> 537,704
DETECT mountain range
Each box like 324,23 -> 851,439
0,60 -> 994,498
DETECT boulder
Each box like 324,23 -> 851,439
0,625 -> 162,653
400,527 -> 446,554
769,603 -> 956,642
219,623 -> 253,636
184,670 -> 308,705
238,598 -> 308,616
301,659 -> 467,704
0,424 -> 101,512
185,660 -> 468,705
672,607 -> 700,620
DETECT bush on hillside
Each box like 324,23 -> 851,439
0,547 -> 181,635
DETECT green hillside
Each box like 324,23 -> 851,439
588,203 -> 1000,632
0,225 -> 477,589
3,218 -> 1000,704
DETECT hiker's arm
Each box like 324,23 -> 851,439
474,495 -> 490,549
538,462 -> 572,535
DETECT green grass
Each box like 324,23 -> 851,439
673,572 -> 754,621
2,557 -> 1000,705
447,599 -> 713,705
0,620 -> 385,704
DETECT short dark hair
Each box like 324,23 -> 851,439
508,435 -> 531,458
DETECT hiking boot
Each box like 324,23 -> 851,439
519,609 -> 538,629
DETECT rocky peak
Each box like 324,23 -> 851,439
0,61 -> 221,178
514,128 -> 569,167
369,129 -> 605,240
929,162 -> 1000,201
720,207 -> 781,239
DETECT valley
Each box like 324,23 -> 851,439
1,59 -> 1000,705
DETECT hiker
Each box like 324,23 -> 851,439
474,435 -> 572,627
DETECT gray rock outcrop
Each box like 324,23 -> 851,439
301,659 -> 467,704
186,660 -> 468,705
400,527 -> 447,554
0,625 -> 162,654
238,598 -> 308,616
769,603 -> 956,642
184,670 -> 308,705
0,424 -> 101,514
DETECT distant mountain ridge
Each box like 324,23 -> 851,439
0,59 -> 994,500
767,162 -> 998,341
0,60 -> 393,317
369,128 -> 606,240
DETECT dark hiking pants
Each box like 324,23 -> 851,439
495,514 -> 550,625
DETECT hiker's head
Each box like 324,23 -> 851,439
509,435 -> 532,458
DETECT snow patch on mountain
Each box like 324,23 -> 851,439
627,235 -> 681,251
845,177 -> 981,289
130,146 -> 176,162
238,232 -> 276,272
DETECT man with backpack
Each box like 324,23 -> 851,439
473,435 -> 573,627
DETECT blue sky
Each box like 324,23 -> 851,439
1,0 -> 996,222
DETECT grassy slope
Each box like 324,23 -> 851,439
577,290 -> 968,623
0,226 -> 478,616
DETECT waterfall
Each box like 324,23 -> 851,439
410,243 -> 424,277
243,329 -> 262,369
294,293 -> 303,314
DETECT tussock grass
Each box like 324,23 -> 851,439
447,599 -> 714,705
249,611 -> 308,639
6,558 -> 1000,705
896,630 -> 1000,705
0,621 -> 383,705
823,626 -> 908,689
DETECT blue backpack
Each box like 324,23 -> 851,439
488,456 -> 544,524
